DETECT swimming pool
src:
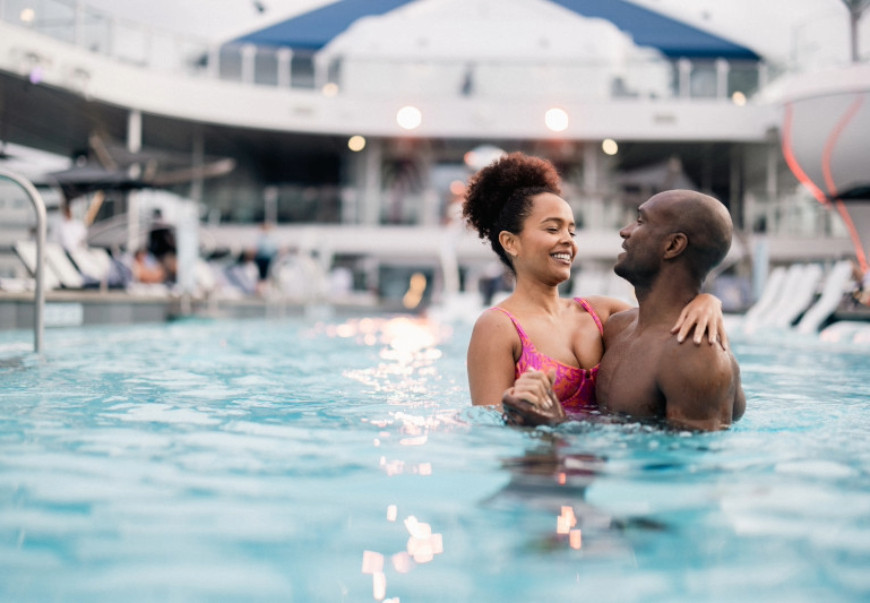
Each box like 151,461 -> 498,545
1,312 -> 868,602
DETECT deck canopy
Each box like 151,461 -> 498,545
231,0 -> 759,61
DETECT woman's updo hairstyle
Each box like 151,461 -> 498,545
462,152 -> 562,272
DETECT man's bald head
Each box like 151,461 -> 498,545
644,190 -> 733,280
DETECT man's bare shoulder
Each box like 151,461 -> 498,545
657,337 -> 742,430
601,305 -> 637,337
659,336 -> 735,382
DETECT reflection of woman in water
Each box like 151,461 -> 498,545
463,153 -> 724,413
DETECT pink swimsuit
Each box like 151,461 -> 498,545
493,298 -> 604,411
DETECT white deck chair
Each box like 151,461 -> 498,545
68,247 -> 113,282
769,263 -> 824,328
759,264 -> 811,328
13,240 -> 61,290
44,243 -> 85,289
742,266 -> 787,331
796,260 -> 855,334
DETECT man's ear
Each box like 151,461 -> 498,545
663,232 -> 688,259
498,230 -> 518,258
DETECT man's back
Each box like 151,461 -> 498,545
597,309 -> 745,431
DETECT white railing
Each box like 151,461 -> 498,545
0,0 -> 770,102
0,168 -> 47,354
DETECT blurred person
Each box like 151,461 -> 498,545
223,249 -> 259,296
131,247 -> 166,284
148,208 -> 177,282
254,221 -> 278,291
53,202 -> 87,252
464,153 -> 726,415
850,260 -> 870,306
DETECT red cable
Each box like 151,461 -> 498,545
821,95 -> 867,273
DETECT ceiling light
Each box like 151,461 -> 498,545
545,108 -> 569,132
396,106 -> 422,130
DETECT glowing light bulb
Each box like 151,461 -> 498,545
545,107 -> 569,132
396,105 -> 422,130
348,135 -> 366,152
602,138 -> 619,155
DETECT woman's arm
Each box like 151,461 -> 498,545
670,293 -> 728,348
467,310 -> 521,406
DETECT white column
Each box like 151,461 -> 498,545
176,199 -> 199,313
241,43 -> 256,85
264,186 -> 278,224
127,109 -> 142,153
583,142 -> 604,228
208,45 -> 220,79
277,47 -> 293,88
127,109 -> 143,255
190,130 -> 203,203
766,138 -> 778,204
730,144 -> 742,228
678,58 -> 692,98
73,0 -> 83,47
362,139 -> 383,225
313,55 -> 328,90
127,191 -> 139,253
715,59 -> 730,99
757,62 -> 768,91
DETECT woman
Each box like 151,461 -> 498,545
464,152 -> 724,411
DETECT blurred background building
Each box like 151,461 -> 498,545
0,0 -> 868,320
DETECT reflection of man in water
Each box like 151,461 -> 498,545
482,435 -> 659,557
504,190 -> 745,431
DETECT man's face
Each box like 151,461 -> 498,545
614,196 -> 670,284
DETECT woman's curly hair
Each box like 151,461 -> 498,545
462,152 -> 562,272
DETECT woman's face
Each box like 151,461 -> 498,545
511,192 -> 577,284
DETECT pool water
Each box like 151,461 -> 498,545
1,313 -> 868,602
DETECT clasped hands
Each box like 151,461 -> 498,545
501,369 -> 566,427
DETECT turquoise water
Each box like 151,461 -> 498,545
1,314 -> 869,602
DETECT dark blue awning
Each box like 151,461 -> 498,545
233,0 -> 416,50
549,0 -> 759,60
231,0 -> 759,61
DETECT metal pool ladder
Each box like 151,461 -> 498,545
0,169 -> 47,354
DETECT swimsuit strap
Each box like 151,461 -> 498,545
490,306 -> 532,343
491,300 -> 603,338
575,297 -> 604,335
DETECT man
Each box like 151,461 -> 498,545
503,189 -> 745,432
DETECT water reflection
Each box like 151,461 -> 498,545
324,316 -> 452,404
361,506 -> 445,601
485,434 -> 665,557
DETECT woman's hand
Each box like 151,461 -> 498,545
502,370 -> 566,426
671,293 -> 728,349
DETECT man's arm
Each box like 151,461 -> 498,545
657,342 -> 744,431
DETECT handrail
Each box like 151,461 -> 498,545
0,169 -> 46,354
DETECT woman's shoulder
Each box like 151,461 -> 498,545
473,305 -> 515,332
469,306 -> 521,355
